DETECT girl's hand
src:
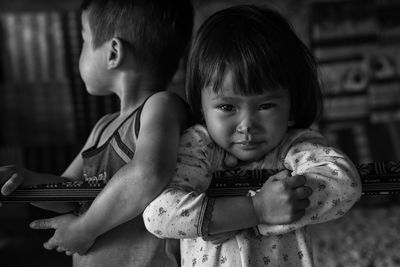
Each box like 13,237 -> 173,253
30,213 -> 96,256
252,170 -> 312,225
223,153 -> 239,168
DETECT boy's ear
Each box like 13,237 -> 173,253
107,38 -> 124,69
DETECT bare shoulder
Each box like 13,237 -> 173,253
144,91 -> 187,112
142,91 -> 190,127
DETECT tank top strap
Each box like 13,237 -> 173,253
92,113 -> 119,148
134,103 -> 144,138
132,94 -> 157,139
91,95 -> 150,149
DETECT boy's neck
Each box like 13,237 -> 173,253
116,71 -> 165,117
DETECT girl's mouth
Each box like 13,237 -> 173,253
235,141 -> 261,150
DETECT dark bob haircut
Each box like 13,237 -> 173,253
81,0 -> 193,84
186,5 -> 322,127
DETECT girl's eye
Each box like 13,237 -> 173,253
259,103 -> 275,110
218,105 -> 235,112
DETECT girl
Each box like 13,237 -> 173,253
143,5 -> 362,267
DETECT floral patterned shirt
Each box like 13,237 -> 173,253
143,125 -> 362,267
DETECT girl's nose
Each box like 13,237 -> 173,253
236,109 -> 256,134
236,125 -> 251,134
236,117 -> 253,134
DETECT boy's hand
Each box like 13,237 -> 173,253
30,213 -> 96,256
0,165 -> 24,197
252,170 -> 312,225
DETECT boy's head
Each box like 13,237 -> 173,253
80,0 -> 193,85
186,5 -> 322,127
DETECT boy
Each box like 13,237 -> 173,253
0,0 -> 193,266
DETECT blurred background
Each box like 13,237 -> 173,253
0,0 -> 400,266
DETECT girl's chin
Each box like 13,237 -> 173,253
233,152 -> 266,164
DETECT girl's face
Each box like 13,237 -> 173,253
201,70 -> 291,163
79,11 -> 112,95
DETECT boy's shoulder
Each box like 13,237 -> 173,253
144,91 -> 186,108
141,91 -> 191,128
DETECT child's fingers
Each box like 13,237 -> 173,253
56,246 -> 65,252
223,153 -> 239,168
43,238 -> 58,251
1,173 -> 23,196
30,218 -> 56,230
269,169 -> 290,181
285,175 -> 306,189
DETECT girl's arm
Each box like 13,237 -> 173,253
256,130 -> 362,236
143,126 -> 305,239
143,129 -> 359,240
142,125 -> 219,239
143,170 -> 306,239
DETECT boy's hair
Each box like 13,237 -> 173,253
81,0 -> 193,84
186,5 -> 322,127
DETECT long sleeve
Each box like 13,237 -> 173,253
257,129 -> 362,236
143,126 -> 216,239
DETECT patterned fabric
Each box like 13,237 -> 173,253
143,124 -> 362,267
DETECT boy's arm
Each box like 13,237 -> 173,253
256,130 -> 362,236
1,114 -> 111,212
40,92 -> 189,250
0,154 -> 83,213
29,152 -> 85,213
79,92 -> 188,234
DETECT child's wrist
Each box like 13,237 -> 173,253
76,213 -> 100,238
250,194 -> 263,225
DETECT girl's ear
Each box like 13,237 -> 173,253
107,37 -> 124,69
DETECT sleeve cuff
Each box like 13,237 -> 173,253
197,196 -> 216,237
